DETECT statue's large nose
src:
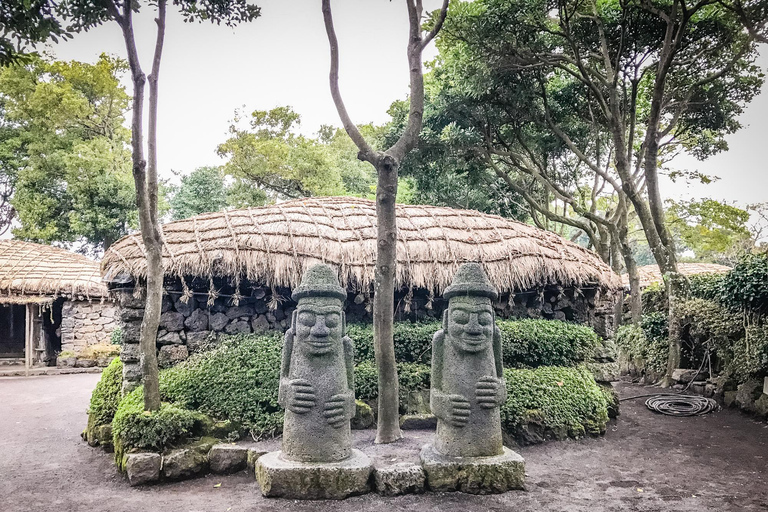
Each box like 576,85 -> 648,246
465,314 -> 483,334
311,316 -> 330,338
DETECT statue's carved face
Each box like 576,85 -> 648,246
446,296 -> 494,353
294,297 -> 343,356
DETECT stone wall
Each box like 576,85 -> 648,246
60,300 -> 118,353
116,280 -> 618,392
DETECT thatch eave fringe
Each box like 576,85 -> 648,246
102,197 -> 621,295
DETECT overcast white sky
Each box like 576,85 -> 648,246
49,0 -> 767,212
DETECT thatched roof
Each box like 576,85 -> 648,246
0,240 -> 107,303
102,197 -> 621,296
622,262 -> 732,289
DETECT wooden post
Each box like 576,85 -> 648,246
25,304 -> 32,377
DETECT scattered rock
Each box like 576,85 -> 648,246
351,400 -> 374,430
125,453 -> 161,486
174,297 -> 197,317
208,444 -> 248,474
736,379 -> 764,413
247,448 -> 268,470
671,368 -> 704,384
226,305 -> 255,319
754,394 -> 768,418
723,390 -> 738,408
400,414 -> 437,430
75,358 -> 97,368
158,345 -> 189,368
162,448 -> 208,480
374,462 -> 425,496
157,331 -> 182,345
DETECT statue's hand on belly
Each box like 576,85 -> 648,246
286,379 -> 316,414
324,391 -> 354,428
476,375 -> 506,409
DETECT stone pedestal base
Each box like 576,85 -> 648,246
420,444 -> 525,494
255,449 -> 372,499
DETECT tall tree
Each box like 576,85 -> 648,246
0,0 -> 70,65
0,54 -> 135,252
430,0 -> 765,380
59,0 -> 260,410
322,0 -> 449,444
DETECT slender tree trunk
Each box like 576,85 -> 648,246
373,155 -> 403,444
115,0 -> 165,410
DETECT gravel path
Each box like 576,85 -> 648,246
1,374 -> 767,511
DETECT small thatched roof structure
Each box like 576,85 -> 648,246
0,240 -> 107,304
622,262 -> 732,289
102,197 -> 621,296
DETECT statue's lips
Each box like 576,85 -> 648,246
459,335 -> 486,347
306,339 -> 332,348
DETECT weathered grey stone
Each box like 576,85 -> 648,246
123,362 -> 142,381
161,294 -> 173,313
209,312 -> 229,332
158,344 -> 189,368
400,414 -> 437,430
430,263 -> 506,458
420,444 -> 525,494
374,462 -> 425,496
208,444 -> 248,474
755,394 -> 768,418
75,358 -> 97,368
157,331 -> 182,345
254,301 -> 269,314
225,319 -> 251,334
162,448 -> 208,480
764,377 -> 768,395
586,361 -> 619,383
724,390 -> 738,407
351,400 -> 374,430
252,288 -> 267,300
672,368 -> 704,384
121,322 -> 141,344
255,449 -> 371,499
226,305 -> 255,319
273,308 -> 286,321
174,296 -> 198,317
119,293 -> 145,309
125,452 -> 161,486
186,331 -> 212,353
251,314 -> 270,334
736,379 -> 764,413
159,311 -> 185,332
185,308 -> 209,331
247,448 -> 268,470
405,389 -> 431,414
279,264 -> 355,463
120,307 -> 144,322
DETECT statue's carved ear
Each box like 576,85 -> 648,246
291,309 -> 298,328
442,309 -> 449,331
341,310 -> 347,337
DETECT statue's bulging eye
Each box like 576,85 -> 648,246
325,313 -> 340,328
478,312 -> 492,326
298,312 -> 316,327
452,310 -> 469,324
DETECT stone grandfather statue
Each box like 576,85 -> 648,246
430,262 -> 507,457
278,264 -> 356,463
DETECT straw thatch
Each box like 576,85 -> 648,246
0,240 -> 107,302
102,197 -> 621,296
622,262 -> 732,289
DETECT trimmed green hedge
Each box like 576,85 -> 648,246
500,366 -> 609,443
160,332 -> 284,438
348,318 -> 600,369
112,387 -> 205,465
354,360 -> 431,411
87,356 -> 123,427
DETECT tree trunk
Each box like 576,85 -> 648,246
373,155 -> 403,444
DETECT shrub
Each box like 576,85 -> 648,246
354,360 -> 430,411
159,332 -> 284,439
87,357 -> 123,427
726,324 -> 768,382
614,324 -> 646,361
719,253 -> 768,316
112,387 -> 205,463
500,365 -> 609,442
688,274 -> 725,302
347,321 -> 439,365
642,282 -> 667,315
498,319 -> 600,368
348,319 -> 600,369
640,312 -> 669,376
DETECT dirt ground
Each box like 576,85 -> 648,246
1,374 -> 766,512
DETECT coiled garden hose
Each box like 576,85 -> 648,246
620,393 -> 719,416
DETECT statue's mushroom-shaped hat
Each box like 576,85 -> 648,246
443,262 -> 499,301
292,264 -> 347,302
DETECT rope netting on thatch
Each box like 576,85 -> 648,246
623,262 -> 732,289
0,240 -> 107,301
102,197 -> 621,297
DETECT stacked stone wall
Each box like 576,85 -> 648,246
117,281 -> 617,392
60,300 -> 118,353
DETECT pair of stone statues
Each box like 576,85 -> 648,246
256,262 -> 523,498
